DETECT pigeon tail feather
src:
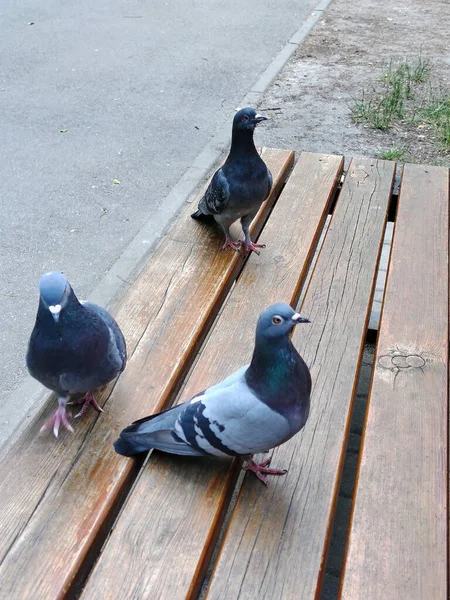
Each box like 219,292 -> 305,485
113,436 -> 147,457
191,209 -> 215,224
114,403 -> 205,457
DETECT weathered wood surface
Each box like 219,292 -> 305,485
0,149 -> 294,600
81,153 -> 344,600
204,158 -> 396,599
340,164 -> 449,600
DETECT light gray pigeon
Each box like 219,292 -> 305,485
191,107 -> 272,255
26,272 -> 127,437
114,303 -> 310,484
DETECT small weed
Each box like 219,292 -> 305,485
419,96 -> 450,149
410,55 -> 430,83
352,56 -> 449,158
377,147 -> 406,161
352,90 -> 397,131
353,57 -> 430,130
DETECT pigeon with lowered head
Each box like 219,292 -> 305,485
114,303 -> 310,484
26,272 -> 127,437
191,107 -> 272,255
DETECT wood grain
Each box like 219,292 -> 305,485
80,153 -> 344,600
204,158 -> 396,599
340,164 -> 449,600
0,149 -> 294,600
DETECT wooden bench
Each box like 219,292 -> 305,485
0,150 -> 447,599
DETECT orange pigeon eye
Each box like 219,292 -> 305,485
272,316 -> 283,325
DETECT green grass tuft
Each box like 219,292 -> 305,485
377,147 -> 406,161
352,56 -> 449,154
419,96 -> 450,148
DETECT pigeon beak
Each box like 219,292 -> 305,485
292,313 -> 310,324
254,114 -> 268,123
49,304 -> 61,323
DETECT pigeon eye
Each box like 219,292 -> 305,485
272,316 -> 283,325
241,115 -> 249,122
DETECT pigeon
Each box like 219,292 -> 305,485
191,107 -> 272,255
26,272 -> 127,437
114,303 -> 311,484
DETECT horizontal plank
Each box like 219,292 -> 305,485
0,148 -> 295,599
81,152 -> 344,599
205,158 -> 396,599
340,163 -> 449,599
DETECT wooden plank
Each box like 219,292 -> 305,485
0,148 -> 294,600
203,158 -> 396,599
81,152 -> 344,600
340,164 -> 449,600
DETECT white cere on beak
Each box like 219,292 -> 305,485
255,113 -> 269,120
49,304 -> 61,322
291,313 -> 302,321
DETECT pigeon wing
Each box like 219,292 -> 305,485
82,301 -> 127,372
266,168 -> 273,200
198,168 -> 230,215
114,403 -> 206,457
174,378 -> 291,458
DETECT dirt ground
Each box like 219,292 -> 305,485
257,0 -> 450,167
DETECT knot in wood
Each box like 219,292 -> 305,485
378,351 -> 425,371
350,167 -> 369,182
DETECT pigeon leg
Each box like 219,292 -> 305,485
40,396 -> 74,438
219,225 -> 241,252
69,391 -> 104,419
243,456 -> 287,485
221,237 -> 242,252
240,215 -> 266,255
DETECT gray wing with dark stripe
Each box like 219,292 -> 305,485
174,378 -> 291,458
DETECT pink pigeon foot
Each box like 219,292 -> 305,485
40,404 -> 74,438
243,457 -> 287,485
68,391 -> 104,419
239,241 -> 266,256
221,237 -> 241,252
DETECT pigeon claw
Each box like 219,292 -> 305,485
40,405 -> 74,438
243,457 -> 287,485
239,241 -> 266,256
221,237 -> 241,252
69,391 -> 104,419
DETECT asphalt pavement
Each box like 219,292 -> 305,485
0,0 -> 322,439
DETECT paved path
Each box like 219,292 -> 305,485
0,0 -> 320,411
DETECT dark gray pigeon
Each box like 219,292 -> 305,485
191,107 -> 272,255
114,303 -> 310,484
26,272 -> 127,437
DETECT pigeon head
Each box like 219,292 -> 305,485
38,272 -> 71,323
233,107 -> 268,132
256,303 -> 310,341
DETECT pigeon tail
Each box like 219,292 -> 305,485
114,428 -> 205,457
113,436 -> 149,457
114,404 -> 206,457
191,209 -> 215,224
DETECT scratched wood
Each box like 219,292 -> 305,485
80,153 -> 344,600
340,164 -> 448,600
0,149 -> 294,600
202,158 -> 396,599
